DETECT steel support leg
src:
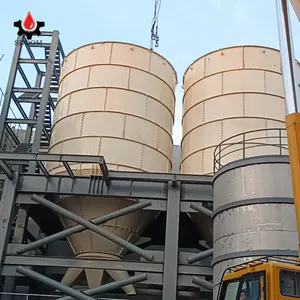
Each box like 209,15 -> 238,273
1,207 -> 28,298
0,36 -> 23,147
29,31 -> 59,172
30,194 -> 153,261
162,180 -> 181,300
0,174 -> 19,274
57,273 -> 147,300
18,200 -> 151,254
17,266 -> 96,300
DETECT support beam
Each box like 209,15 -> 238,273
16,266 -> 96,300
0,174 -> 19,274
187,249 -> 213,264
0,35 -> 23,147
162,181 -> 181,300
17,201 -> 151,254
57,273 -> 147,300
192,276 -> 213,291
4,255 -> 162,273
31,194 -> 154,261
190,203 -> 213,218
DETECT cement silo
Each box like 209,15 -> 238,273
47,41 -> 177,293
181,45 -> 287,176
212,157 -> 297,299
181,45 -> 298,299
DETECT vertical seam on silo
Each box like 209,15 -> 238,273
201,150 -> 204,174
264,70 -> 266,93
98,135 -> 102,154
148,51 -> 152,72
122,115 -> 126,138
242,94 -> 245,117
221,72 -> 224,94
242,46 -> 245,68
160,82 -> 164,104
144,96 -> 148,118
221,119 -> 224,141
109,43 -> 113,64
86,67 -> 91,88
204,55 -> 207,77
67,94 -> 72,115
157,126 -> 160,149
104,88 -> 108,111
203,101 -> 206,123
80,113 -> 85,137
140,145 -> 144,169
74,50 -> 78,69
127,68 -> 131,89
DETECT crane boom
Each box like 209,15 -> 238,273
276,0 -> 300,259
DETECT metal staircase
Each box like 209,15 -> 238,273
0,31 -> 64,174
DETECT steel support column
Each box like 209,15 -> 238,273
162,180 -> 181,300
0,36 -> 23,148
0,174 -> 19,273
29,31 -> 59,172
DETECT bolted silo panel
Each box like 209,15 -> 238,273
181,46 -> 287,176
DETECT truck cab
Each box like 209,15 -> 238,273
218,257 -> 300,300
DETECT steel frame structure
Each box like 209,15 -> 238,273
0,31 -> 214,300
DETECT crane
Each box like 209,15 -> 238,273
217,0 -> 300,299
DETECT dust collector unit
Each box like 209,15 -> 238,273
181,45 -> 287,176
47,41 -> 177,293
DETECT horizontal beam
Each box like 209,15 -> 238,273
4,255 -> 162,273
19,59 -> 48,64
5,119 -> 36,125
3,255 -> 212,276
0,153 -> 106,165
16,174 -> 212,203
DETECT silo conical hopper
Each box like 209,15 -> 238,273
47,41 -> 177,293
181,45 -> 288,248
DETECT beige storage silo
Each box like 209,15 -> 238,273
181,45 -> 288,176
47,41 -> 177,293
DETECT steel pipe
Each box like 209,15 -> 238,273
187,248 -> 213,264
192,276 -> 213,291
17,200 -> 151,254
57,273 -> 147,300
17,266 -> 96,300
190,203 -> 213,218
30,194 -> 154,261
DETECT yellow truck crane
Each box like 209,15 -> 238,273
217,0 -> 300,299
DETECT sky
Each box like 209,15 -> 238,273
1,0 -> 300,145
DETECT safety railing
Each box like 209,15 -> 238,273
0,292 -> 59,300
213,128 -> 288,173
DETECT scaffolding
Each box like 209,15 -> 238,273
0,31 -> 213,300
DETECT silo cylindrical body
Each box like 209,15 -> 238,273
181,45 -> 291,250
47,41 -> 177,293
212,157 -> 297,299
181,45 -> 287,176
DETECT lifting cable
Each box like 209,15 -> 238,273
150,0 -> 161,50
